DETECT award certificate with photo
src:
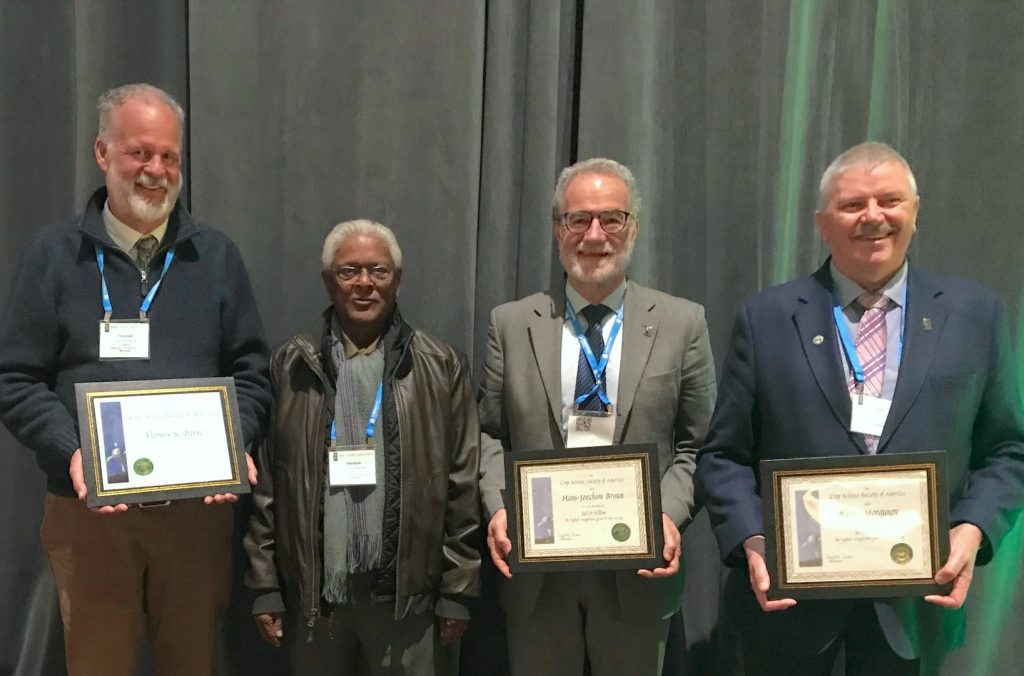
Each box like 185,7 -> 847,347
761,451 -> 951,599
75,378 -> 249,506
504,444 -> 664,572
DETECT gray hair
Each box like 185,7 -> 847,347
551,157 -> 642,220
97,83 -> 185,140
321,219 -> 403,270
818,142 -> 918,208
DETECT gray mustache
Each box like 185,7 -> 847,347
852,222 -> 894,238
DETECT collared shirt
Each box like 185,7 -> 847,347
102,201 -> 168,255
330,314 -> 381,357
559,279 -> 627,434
830,260 -> 907,401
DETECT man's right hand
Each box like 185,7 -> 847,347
743,535 -> 797,612
70,448 -> 128,514
255,612 -> 283,647
487,508 -> 513,579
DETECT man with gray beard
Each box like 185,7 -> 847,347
478,158 -> 717,674
0,83 -> 270,675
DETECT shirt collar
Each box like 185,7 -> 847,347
565,278 -> 628,317
330,313 -> 381,357
830,259 -> 908,309
102,201 -> 168,255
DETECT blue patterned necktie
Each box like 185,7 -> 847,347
574,304 -> 612,411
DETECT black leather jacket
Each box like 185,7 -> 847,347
244,307 -> 480,626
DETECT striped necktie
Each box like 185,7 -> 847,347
851,292 -> 894,452
574,304 -> 611,411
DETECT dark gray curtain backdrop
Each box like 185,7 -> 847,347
2,1 -> 1022,675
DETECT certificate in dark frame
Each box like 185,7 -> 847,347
75,377 -> 249,507
503,443 -> 664,573
760,451 -> 951,600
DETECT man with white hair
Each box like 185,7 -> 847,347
0,83 -> 271,674
244,220 -> 480,674
479,158 -> 717,674
697,142 -> 1024,674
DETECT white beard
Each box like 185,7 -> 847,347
108,171 -> 180,225
559,240 -> 634,287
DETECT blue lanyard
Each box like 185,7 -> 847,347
94,243 -> 176,321
565,298 -> 625,408
330,382 -> 384,443
832,287 -> 907,388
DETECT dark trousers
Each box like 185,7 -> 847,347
741,601 -> 920,676
506,571 -> 670,676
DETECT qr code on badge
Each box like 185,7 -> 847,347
574,416 -> 592,432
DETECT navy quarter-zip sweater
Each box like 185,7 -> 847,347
0,187 -> 271,496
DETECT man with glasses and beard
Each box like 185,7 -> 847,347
0,83 -> 271,675
478,158 -> 717,674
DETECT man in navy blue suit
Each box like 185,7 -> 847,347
696,142 -> 1024,674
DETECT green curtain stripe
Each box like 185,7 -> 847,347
966,298 -> 1024,673
866,0 -> 893,139
772,0 -> 820,284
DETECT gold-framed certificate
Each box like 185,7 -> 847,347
760,451 -> 951,599
75,378 -> 249,507
503,444 -> 664,572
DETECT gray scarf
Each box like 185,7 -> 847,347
322,317 -> 386,604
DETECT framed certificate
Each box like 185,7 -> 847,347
760,451 -> 951,599
75,378 -> 250,507
504,444 -> 664,572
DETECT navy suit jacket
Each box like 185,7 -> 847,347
696,262 -> 1024,659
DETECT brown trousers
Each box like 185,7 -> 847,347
41,494 -> 233,676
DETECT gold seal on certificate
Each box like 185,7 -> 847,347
760,451 -> 952,600
503,444 -> 664,572
75,378 -> 250,507
890,543 -> 913,565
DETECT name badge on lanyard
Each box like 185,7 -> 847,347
567,405 -> 616,447
832,290 -> 905,438
95,244 -> 175,361
328,383 -> 383,486
850,395 -> 891,436
99,320 -> 150,360
564,299 -> 624,447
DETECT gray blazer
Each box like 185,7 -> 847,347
478,280 -> 717,621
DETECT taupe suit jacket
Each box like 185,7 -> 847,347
478,280 -> 717,621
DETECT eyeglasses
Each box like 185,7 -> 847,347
331,265 -> 394,282
559,210 -> 632,234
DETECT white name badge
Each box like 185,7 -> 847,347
849,394 -> 892,436
98,320 -> 150,360
566,406 -> 615,447
328,445 -> 377,486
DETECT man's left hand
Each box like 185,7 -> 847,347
438,617 -> 468,645
637,513 -> 681,578
925,523 -> 983,609
203,453 -> 258,505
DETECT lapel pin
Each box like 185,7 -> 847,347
812,335 -> 824,345
643,324 -> 654,337
922,318 -> 932,331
